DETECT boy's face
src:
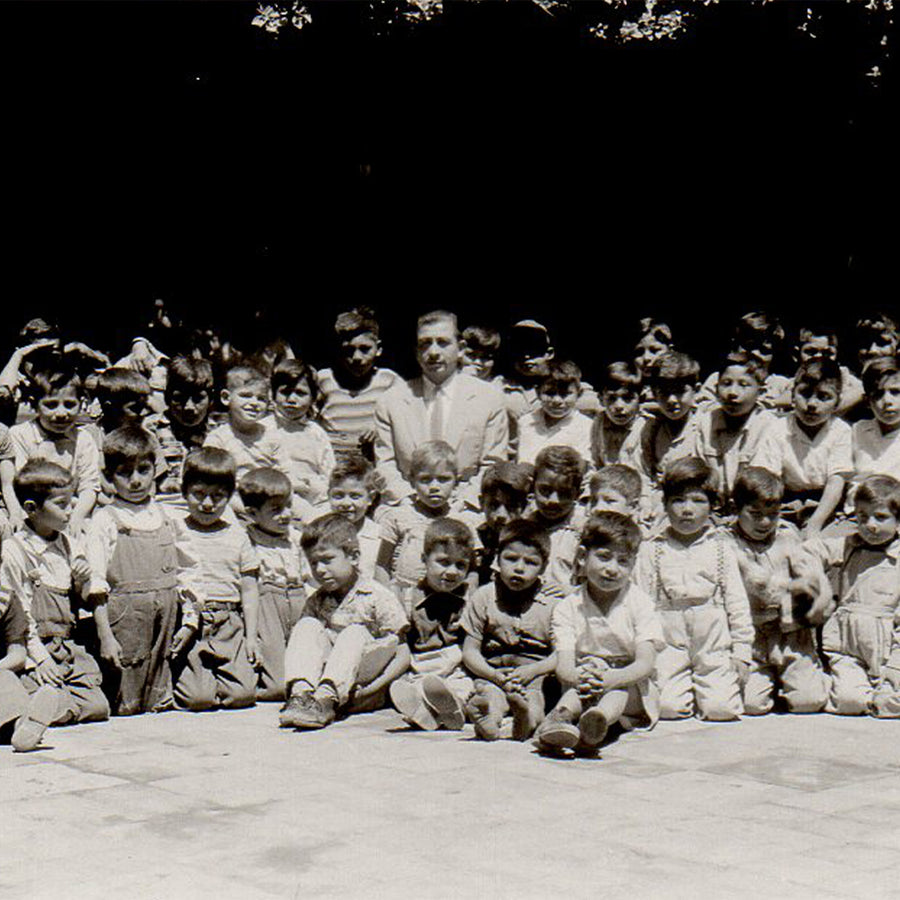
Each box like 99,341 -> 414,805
860,331 -> 898,368
856,500 -> 899,547
666,489 -> 712,536
185,481 -> 232,526
634,335 -> 669,376
602,387 -> 640,426
482,490 -> 525,531
329,477 -> 373,524
737,500 -> 781,542
579,544 -> 636,595
306,544 -> 358,593
413,466 -> 456,509
423,545 -> 470,593
591,487 -> 633,518
26,487 -> 74,535
717,365 -> 760,418
511,331 -> 553,380
339,332 -> 381,378
460,346 -> 495,380
249,496 -> 292,537
793,379 -> 840,428
37,384 -> 81,434
538,382 -> 580,420
417,321 -> 460,386
274,380 -> 313,422
798,336 -> 837,365
653,381 -> 696,422
870,374 -> 900,428
168,386 -> 211,428
533,470 -> 579,522
498,540 -> 545,592
110,457 -> 156,504
221,381 -> 269,429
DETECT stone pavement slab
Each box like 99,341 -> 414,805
2,706 -> 900,899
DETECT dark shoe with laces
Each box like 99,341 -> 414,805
279,690 -> 319,728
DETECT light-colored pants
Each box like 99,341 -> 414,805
825,652 -> 900,717
743,621 -> 828,715
0,670 -> 29,731
657,604 -> 743,721
284,618 -> 397,706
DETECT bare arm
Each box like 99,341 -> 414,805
462,633 -> 506,687
804,474 -> 845,536
241,574 -> 260,666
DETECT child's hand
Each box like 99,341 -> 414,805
71,558 -> 91,584
883,667 -> 900,692
169,626 -> 195,658
8,509 -> 24,532
35,657 -> 63,687
733,659 -> 750,687
245,637 -> 259,668
99,634 -> 123,669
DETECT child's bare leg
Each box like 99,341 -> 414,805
465,680 -> 507,741
508,680 -> 545,741
533,688 -> 583,752
578,689 -> 630,749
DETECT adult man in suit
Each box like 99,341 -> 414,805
374,310 -> 509,505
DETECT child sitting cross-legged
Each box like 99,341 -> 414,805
170,448 -> 260,711
84,426 -> 193,715
375,440 -> 461,609
807,474 -> 900,717
729,467 -> 831,716
279,514 -> 410,730
634,457 -> 753,721
534,512 -> 664,757
0,461 -> 110,728
389,518 -> 475,731
327,452 -> 381,580
238,467 -> 311,702
461,520 -> 565,742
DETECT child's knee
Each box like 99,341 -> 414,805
78,692 -> 111,723
219,681 -> 256,710
828,682 -> 868,716
783,678 -> 828,714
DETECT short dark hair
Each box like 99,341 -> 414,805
719,351 -> 767,386
238,466 -> 292,510
181,447 -> 236,496
539,360 -> 582,394
271,358 -> 319,406
461,325 -> 501,353
25,363 -> 83,404
423,518 -> 475,563
856,474 -> 900,518
13,459 -> 73,507
166,356 -> 214,398
301,512 -> 360,557
330,452 -> 378,493
409,441 -> 458,479
224,365 -> 269,392
647,351 -> 700,388
732,466 -> 784,509
480,462 -> 534,503
335,306 -> 380,340
599,361 -> 642,393
497,519 -> 551,564
863,356 -> 900,400
590,465 -> 642,505
95,367 -> 151,405
533,445 -> 585,493
794,357 -> 843,394
103,426 -> 157,475
662,457 -> 718,502
580,511 -> 642,558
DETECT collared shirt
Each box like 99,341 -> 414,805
356,516 -> 380,580
851,419 -> 900,484
422,371 -> 459,441
527,507 -> 586,589
302,576 -> 408,638
590,414 -> 645,470
265,415 -> 335,505
405,582 -> 468,655
634,525 -> 753,664
516,409 -> 593,467
246,524 -> 312,594
460,578 -> 566,661
0,527 -> 89,666
8,419 -> 100,496
771,414 -> 852,492
204,421 -> 285,480
551,582 -> 664,661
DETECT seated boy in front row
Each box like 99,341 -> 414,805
462,520 -> 565,742
389,518 -> 475,731
534,512 -> 663,757
280,514 -> 410,730
0,460 -> 110,728
170,448 -> 260,711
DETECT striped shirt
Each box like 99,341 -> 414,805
316,367 -> 399,454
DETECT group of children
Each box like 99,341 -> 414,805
3,305 -> 900,760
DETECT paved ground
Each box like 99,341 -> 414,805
2,706 -> 900,899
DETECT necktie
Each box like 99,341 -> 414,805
429,390 -> 444,441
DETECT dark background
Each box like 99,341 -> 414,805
3,0 -> 896,378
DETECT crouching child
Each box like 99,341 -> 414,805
535,513 -> 663,757
461,520 -> 564,742
389,518 -> 475,731
280,514 -> 410,729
